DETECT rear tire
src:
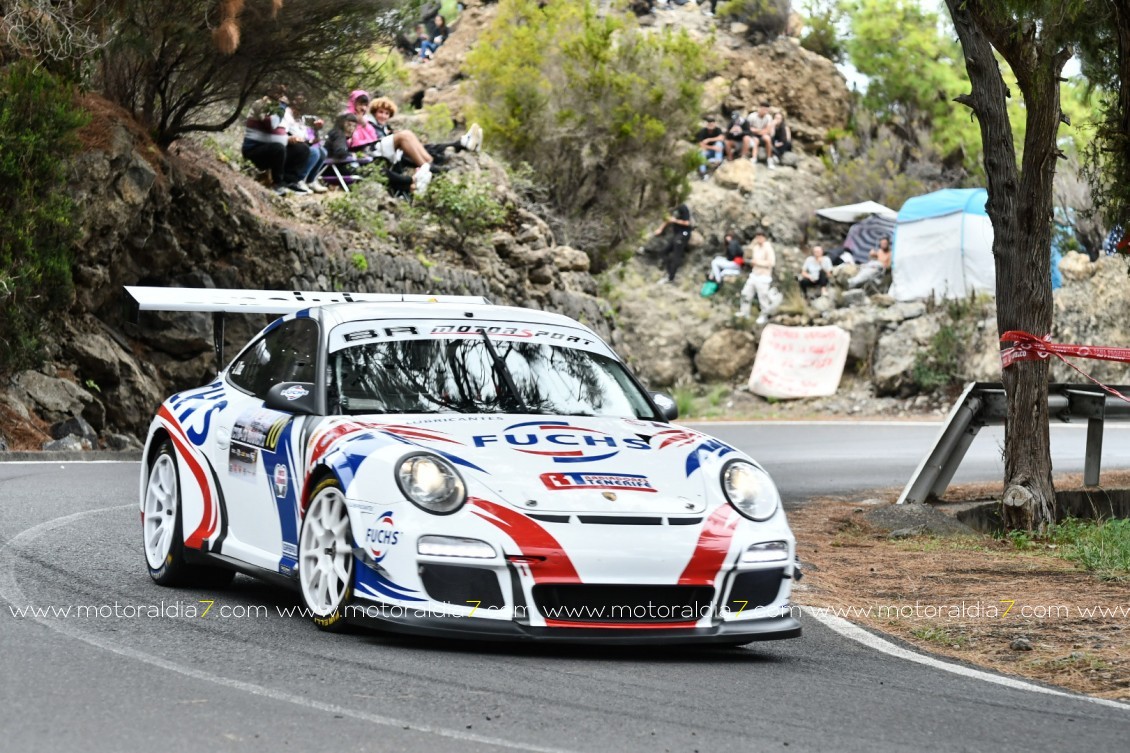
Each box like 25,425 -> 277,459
298,478 -> 355,632
143,439 -> 235,589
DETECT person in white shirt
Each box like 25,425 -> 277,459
799,245 -> 832,298
738,230 -> 779,324
746,101 -> 776,168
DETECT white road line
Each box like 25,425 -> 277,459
802,607 -> 1130,711
0,505 -> 579,753
0,460 -> 139,465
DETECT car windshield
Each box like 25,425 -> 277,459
329,337 -> 657,418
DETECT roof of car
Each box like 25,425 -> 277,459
315,301 -> 589,331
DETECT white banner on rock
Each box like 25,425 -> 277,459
748,325 -> 851,399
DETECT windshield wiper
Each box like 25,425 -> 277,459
478,329 -> 529,413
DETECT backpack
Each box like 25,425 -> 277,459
700,280 -> 719,297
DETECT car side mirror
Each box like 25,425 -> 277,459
264,382 -> 318,415
651,391 -> 678,421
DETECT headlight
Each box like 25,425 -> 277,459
721,460 -> 780,521
395,453 -> 466,515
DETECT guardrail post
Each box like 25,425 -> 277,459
1066,389 -> 1107,486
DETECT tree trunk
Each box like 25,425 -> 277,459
945,0 -> 1070,531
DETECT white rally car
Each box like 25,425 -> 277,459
134,287 -> 801,644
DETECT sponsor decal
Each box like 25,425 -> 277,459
232,409 -> 289,451
541,472 -> 657,492
364,511 -> 401,562
273,463 -> 289,498
472,421 -> 650,464
282,542 -> 298,559
228,443 -> 258,478
280,384 -> 309,401
430,324 -> 594,346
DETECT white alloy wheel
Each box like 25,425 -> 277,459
144,448 -> 179,570
299,480 -> 355,627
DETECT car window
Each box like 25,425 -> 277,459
329,338 -> 656,418
228,318 -> 319,399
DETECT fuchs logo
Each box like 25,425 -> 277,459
272,463 -> 288,498
471,421 -> 651,464
541,472 -> 657,492
280,385 -> 309,401
364,511 -> 400,562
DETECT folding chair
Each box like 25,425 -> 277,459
316,157 -> 364,193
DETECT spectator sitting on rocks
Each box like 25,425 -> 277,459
430,14 -> 449,46
771,110 -> 792,164
710,231 -> 744,283
325,113 -> 362,167
415,24 -> 438,61
241,85 -> 311,196
369,97 -> 482,168
799,245 -> 832,298
747,101 -> 776,168
345,90 -> 436,194
654,203 -> 694,285
738,230 -> 779,324
724,110 -> 752,160
286,95 -> 327,193
697,115 -> 725,179
848,236 -> 893,288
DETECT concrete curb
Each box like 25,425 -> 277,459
0,451 -> 143,462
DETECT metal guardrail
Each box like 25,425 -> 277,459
897,382 -> 1130,505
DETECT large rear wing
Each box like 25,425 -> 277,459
126,286 -> 493,369
125,286 -> 491,315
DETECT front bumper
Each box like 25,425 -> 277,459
345,607 -> 801,645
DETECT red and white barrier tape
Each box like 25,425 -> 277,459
1000,330 -> 1130,403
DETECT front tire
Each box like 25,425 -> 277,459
298,478 -> 355,631
143,439 -> 234,588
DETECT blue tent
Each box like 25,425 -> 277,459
890,189 -> 996,301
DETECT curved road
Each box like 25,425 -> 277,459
2,423 -> 1127,752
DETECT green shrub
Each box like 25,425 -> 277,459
465,0 -> 707,269
0,62 -> 88,374
719,0 -> 789,41
414,174 -> 508,255
417,103 -> 457,145
798,0 -> 846,63
912,323 -> 964,392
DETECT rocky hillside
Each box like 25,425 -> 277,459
0,93 -> 609,451
3,0 -> 1129,452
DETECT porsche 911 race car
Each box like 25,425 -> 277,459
134,287 -> 801,644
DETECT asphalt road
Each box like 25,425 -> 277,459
685,420 -> 1130,504
2,424 -> 1128,752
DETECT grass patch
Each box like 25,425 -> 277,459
1004,518 -> 1130,581
911,625 -> 971,648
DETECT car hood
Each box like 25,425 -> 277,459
341,415 -> 743,515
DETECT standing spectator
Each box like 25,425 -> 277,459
848,236 -> 893,288
747,101 -> 776,168
654,203 -> 694,285
771,111 -> 792,163
709,231 -> 744,282
241,85 -> 310,195
697,115 -> 725,179
723,110 -> 752,160
738,230 -> 777,324
798,245 -> 832,298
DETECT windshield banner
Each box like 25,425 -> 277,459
330,319 -> 612,356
